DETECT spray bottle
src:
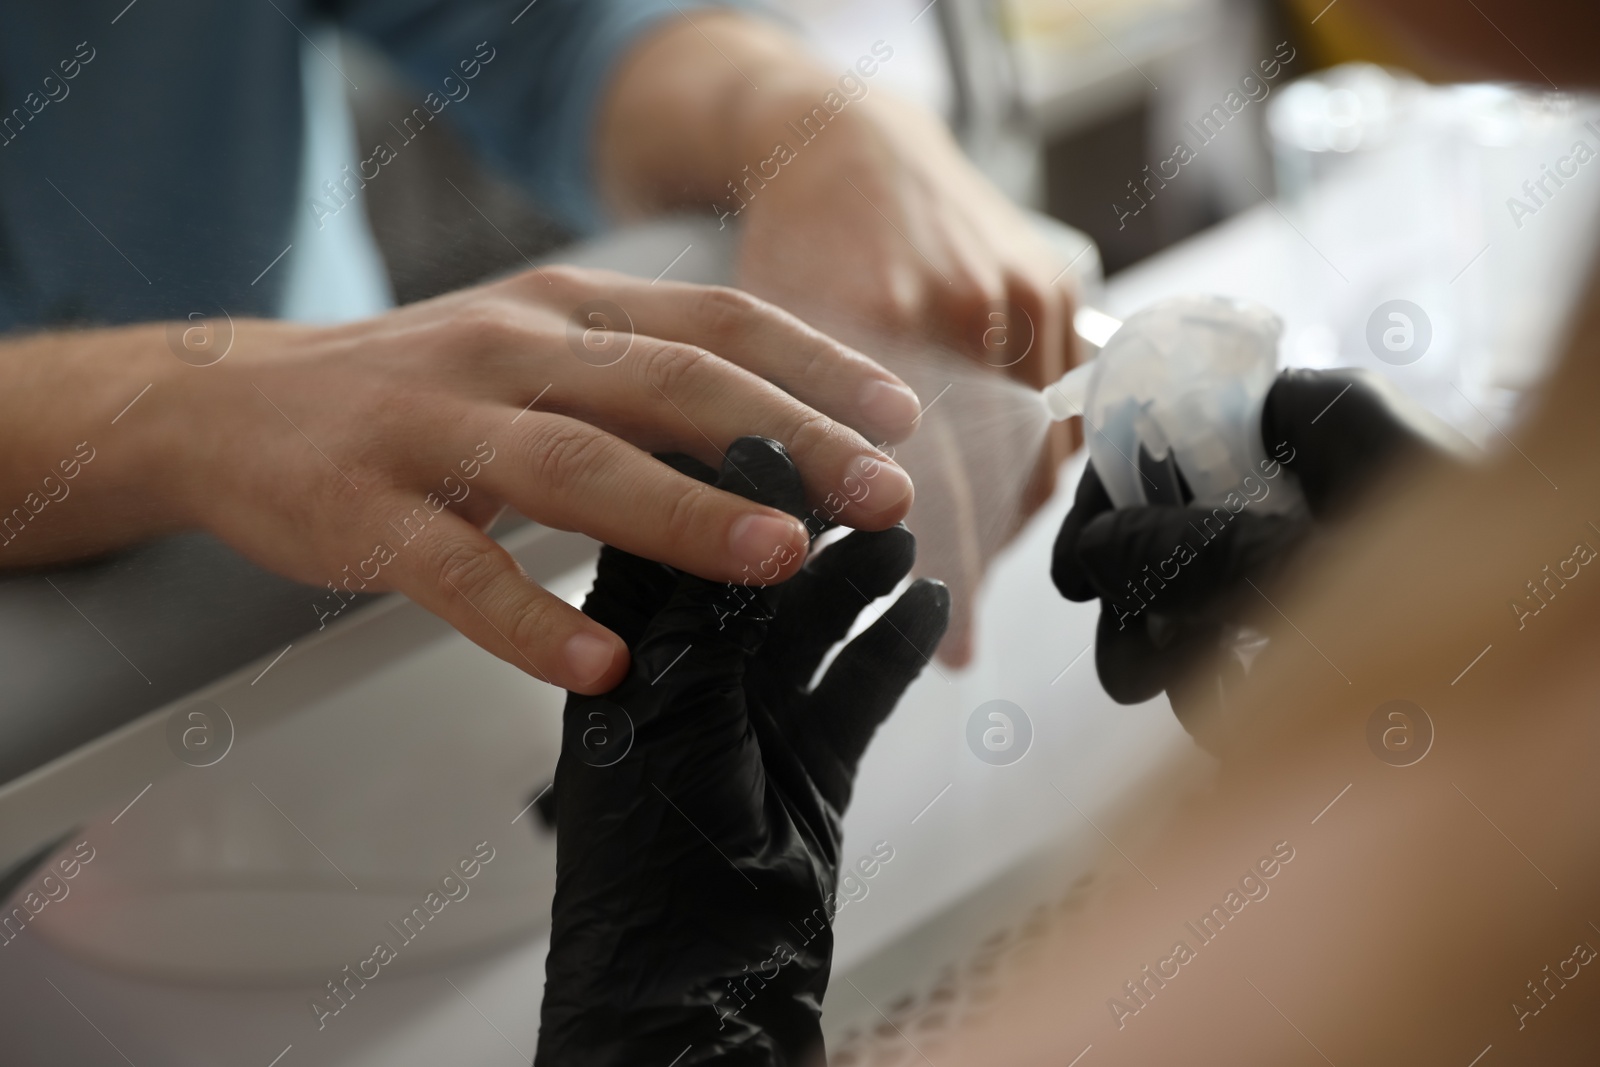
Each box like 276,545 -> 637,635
1054,294 -> 1305,516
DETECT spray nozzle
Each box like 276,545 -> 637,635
1044,294 -> 1301,515
1045,306 -> 1124,422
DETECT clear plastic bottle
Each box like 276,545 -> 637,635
1049,294 -> 1305,515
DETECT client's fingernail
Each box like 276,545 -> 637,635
858,378 -> 921,433
729,513 -> 805,569
564,632 -> 620,688
855,455 -> 914,518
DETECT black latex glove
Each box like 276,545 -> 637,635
1052,368 -> 1451,738
536,436 -> 949,1067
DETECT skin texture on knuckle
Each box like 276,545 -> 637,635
346,385 -> 444,467
427,530 -> 496,592
448,300 -> 526,361
783,408 -> 848,476
659,478 -> 717,561
302,456 -> 367,520
640,341 -> 712,401
787,327 -> 844,392
506,594 -> 563,665
695,285 -> 768,346
505,262 -> 586,298
518,418 -> 615,503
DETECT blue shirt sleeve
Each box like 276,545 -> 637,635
327,0 -> 765,233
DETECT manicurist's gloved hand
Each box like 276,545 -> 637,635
536,437 -> 949,1066
1051,368 -> 1459,743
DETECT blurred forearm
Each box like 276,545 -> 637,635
0,327 -> 193,566
595,11 -> 885,217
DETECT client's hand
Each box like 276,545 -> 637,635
536,436 -> 949,1066
1051,368 -> 1458,745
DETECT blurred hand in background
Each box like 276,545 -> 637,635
604,13 -> 1086,665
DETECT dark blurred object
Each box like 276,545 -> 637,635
1024,0 -> 1303,274
343,41 -> 573,306
1043,105 -> 1178,273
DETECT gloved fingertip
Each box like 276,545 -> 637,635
847,582 -> 951,705
1050,554 -> 1093,602
863,521 -> 917,560
1098,649 -> 1168,705
1094,609 -> 1168,705
894,577 -> 951,658
725,434 -> 791,470
718,436 -> 808,522
656,452 -> 719,485
820,523 -> 917,590
844,577 -> 951,675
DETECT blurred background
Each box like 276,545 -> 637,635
351,0 -> 1577,279
354,0 -> 1294,294
343,0 -> 1597,414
